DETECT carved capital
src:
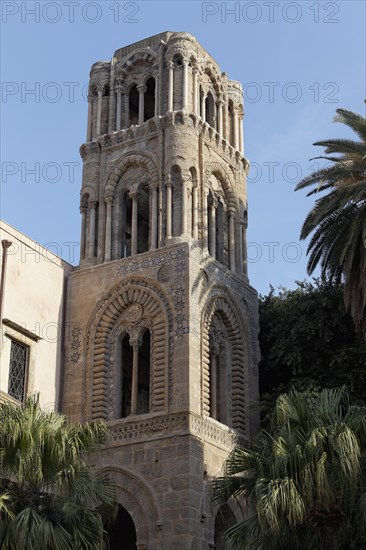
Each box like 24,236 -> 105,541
105,195 -> 114,205
89,200 -> 98,210
129,327 -> 143,348
137,84 -> 147,94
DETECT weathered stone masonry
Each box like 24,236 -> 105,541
63,31 -> 259,549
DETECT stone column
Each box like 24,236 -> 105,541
108,87 -> 116,133
115,86 -> 122,131
151,184 -> 158,250
137,84 -> 146,125
181,177 -> 188,235
203,191 -> 209,250
217,100 -> 223,136
182,60 -> 189,110
228,209 -> 236,272
166,177 -> 172,238
192,69 -> 198,113
238,221 -> 244,276
154,73 -> 159,117
96,90 -> 103,136
242,222 -> 248,277
87,95 -> 93,141
130,334 -> 141,416
239,114 -> 244,153
168,62 -> 174,111
192,181 -> 198,239
210,353 -> 218,419
124,91 -> 130,128
201,92 -> 206,122
104,196 -> 113,262
223,94 -> 228,140
88,201 -> 97,259
233,109 -> 239,150
208,198 -> 216,257
131,192 -> 138,255
80,206 -> 87,259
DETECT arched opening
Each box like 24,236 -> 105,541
209,313 -> 231,425
206,91 -> 216,129
214,503 -> 236,550
137,183 -> 150,254
137,329 -> 150,415
199,86 -> 204,119
122,192 -> 132,258
216,200 -> 225,263
207,190 -> 215,258
171,165 -> 182,237
121,334 -> 132,418
228,99 -> 235,147
189,167 -> 197,238
144,77 -> 155,121
107,505 -> 137,550
120,329 -> 151,418
172,55 -> 183,111
128,84 -> 139,125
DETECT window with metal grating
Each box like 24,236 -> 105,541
8,340 -> 28,402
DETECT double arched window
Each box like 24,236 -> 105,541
112,176 -> 156,259
127,77 -> 156,127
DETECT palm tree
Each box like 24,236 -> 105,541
295,108 -> 366,337
0,395 -> 116,550
212,387 -> 366,550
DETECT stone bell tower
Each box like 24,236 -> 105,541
63,32 -> 259,549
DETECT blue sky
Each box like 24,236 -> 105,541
1,0 -> 365,294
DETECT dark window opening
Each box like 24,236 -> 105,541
107,506 -> 137,550
120,330 -> 150,418
137,330 -> 150,415
228,100 -> 235,147
137,184 -> 150,254
128,84 -> 139,126
122,193 -> 132,258
121,334 -> 132,418
171,167 -> 182,237
144,77 -> 155,121
8,339 -> 28,402
214,504 -> 236,550
206,91 -> 216,129
216,201 -> 225,264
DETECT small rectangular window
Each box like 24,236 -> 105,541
8,339 -> 28,402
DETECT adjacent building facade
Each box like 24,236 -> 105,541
0,221 -> 72,408
1,32 -> 259,549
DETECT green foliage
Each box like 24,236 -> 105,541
258,278 -> 366,422
212,387 -> 366,550
295,108 -> 366,335
0,395 -> 116,550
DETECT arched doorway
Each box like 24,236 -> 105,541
107,505 -> 137,550
214,503 -> 236,550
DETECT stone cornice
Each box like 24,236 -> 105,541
107,411 -> 247,449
